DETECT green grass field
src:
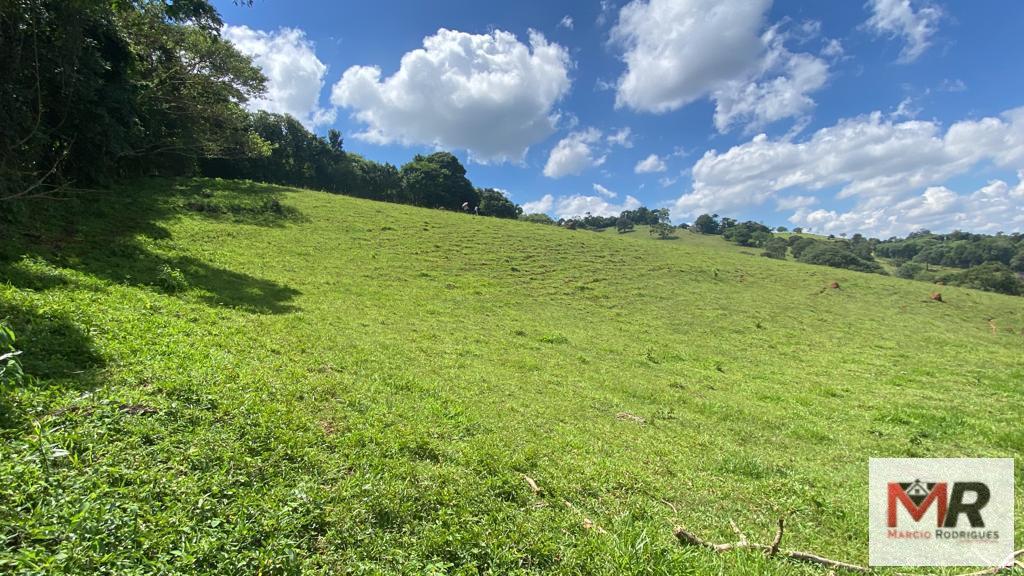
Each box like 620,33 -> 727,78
1,179 -> 1022,575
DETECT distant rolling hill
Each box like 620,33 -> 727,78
1,178 -> 1021,574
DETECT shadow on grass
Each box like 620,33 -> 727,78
0,302 -> 104,431
0,178 -> 301,315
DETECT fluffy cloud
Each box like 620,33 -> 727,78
675,107 -> 1024,215
559,15 -> 574,30
611,0 -> 769,113
519,190 -> 642,218
543,128 -> 606,178
610,0 -> 828,132
554,194 -> 642,219
790,174 -> 1024,236
331,28 -> 571,163
522,194 -> 554,214
864,0 -> 942,63
712,29 -> 828,132
673,106 -> 1024,235
634,153 -> 667,174
223,26 -> 335,128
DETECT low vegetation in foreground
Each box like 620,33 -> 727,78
1,179 -> 1022,574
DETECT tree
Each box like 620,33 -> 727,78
477,188 -> 521,219
693,214 -> 720,234
1011,251 -> 1024,273
722,221 -> 771,247
649,222 -> 675,239
616,217 -> 634,233
792,227 -> 804,234
797,243 -> 885,274
399,152 -> 477,209
327,129 -> 344,154
776,226 -> 788,233
895,262 -> 924,279
762,238 -> 788,259
1,0 -> 265,200
939,263 -> 1023,296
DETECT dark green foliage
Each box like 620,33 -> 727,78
0,0 -> 265,200
692,214 -> 720,234
560,207 -> 668,232
722,221 -> 771,247
649,222 -> 676,239
619,207 -> 668,226
895,261 -> 925,279
519,213 -> 556,225
477,188 -> 521,219
939,263 -> 1024,296
1011,251 -> 1024,273
616,217 -> 634,233
789,237 -> 818,259
761,238 -> 788,259
399,152 -> 478,210
797,243 -> 885,274
875,230 -> 1023,269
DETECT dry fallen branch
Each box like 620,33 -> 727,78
676,521 -> 1023,575
674,518 -> 869,572
522,474 -> 541,494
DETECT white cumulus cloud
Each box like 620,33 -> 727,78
543,128 -> 606,178
610,0 -> 829,132
712,28 -> 829,133
864,0 -> 942,63
592,183 -> 617,198
522,194 -> 554,214
673,106 -> 1024,235
611,0 -> 769,113
223,25 -> 335,128
789,174 -> 1024,237
634,153 -> 667,174
331,28 -> 571,164
554,194 -> 642,219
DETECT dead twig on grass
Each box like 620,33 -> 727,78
674,517 -> 868,572
675,520 -> 1023,575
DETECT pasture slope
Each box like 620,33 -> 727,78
1,178 -> 1022,575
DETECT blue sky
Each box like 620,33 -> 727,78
214,0 -> 1024,237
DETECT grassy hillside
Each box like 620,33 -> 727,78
1,179 -> 1021,575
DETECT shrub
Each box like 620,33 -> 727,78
520,213 -> 556,225
797,243 -> 885,274
157,265 -> 189,293
649,222 -> 675,239
939,263 -> 1024,296
692,214 -> 720,234
789,237 -> 818,259
895,262 -> 924,279
761,238 -> 788,259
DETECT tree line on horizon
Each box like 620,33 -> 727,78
2,0 -> 1022,296
682,214 -> 1024,296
